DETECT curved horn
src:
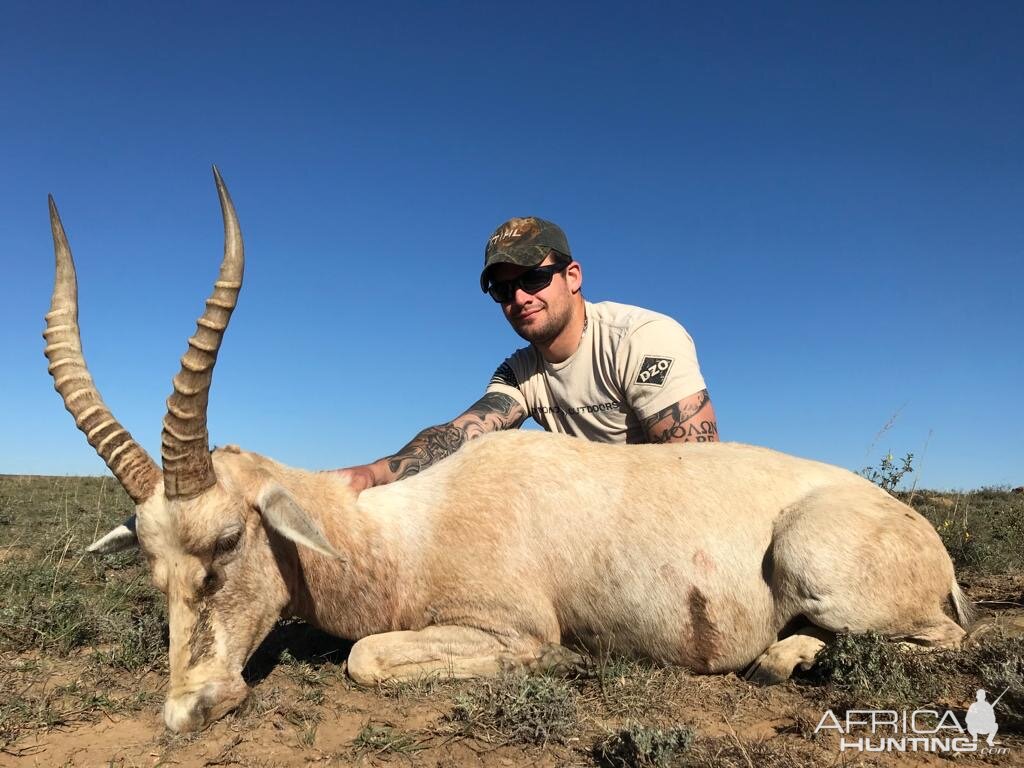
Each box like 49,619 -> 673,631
161,167 -> 244,499
44,198 -> 160,504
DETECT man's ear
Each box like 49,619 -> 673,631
566,261 -> 583,294
87,515 -> 139,554
255,483 -> 344,560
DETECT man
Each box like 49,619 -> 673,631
334,217 -> 717,491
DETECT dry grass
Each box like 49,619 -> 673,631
351,720 -> 428,757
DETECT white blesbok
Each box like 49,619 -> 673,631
44,169 -> 972,734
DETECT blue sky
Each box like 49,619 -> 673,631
2,2 -> 1021,490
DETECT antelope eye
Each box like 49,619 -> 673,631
214,529 -> 242,555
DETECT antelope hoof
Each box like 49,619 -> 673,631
530,643 -> 596,678
744,632 -> 827,685
743,652 -> 794,685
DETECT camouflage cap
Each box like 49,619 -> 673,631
480,217 -> 571,291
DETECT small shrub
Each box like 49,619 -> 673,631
593,723 -> 694,767
447,671 -> 579,745
860,452 -> 913,494
810,632 -> 946,709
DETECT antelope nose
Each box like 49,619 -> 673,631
163,679 -> 248,732
163,688 -> 210,733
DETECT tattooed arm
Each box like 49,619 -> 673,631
641,389 -> 719,444
329,393 -> 527,491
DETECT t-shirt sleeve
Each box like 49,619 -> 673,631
621,318 -> 707,419
485,356 -> 529,413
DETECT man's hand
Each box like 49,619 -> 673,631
323,464 -> 379,493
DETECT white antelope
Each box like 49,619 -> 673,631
44,170 -> 971,733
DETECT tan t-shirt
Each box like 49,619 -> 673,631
486,301 -> 707,443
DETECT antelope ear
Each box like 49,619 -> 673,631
256,483 -> 344,560
87,515 -> 139,554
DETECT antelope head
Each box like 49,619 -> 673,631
44,169 -> 339,732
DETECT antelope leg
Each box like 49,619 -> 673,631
347,626 -> 545,684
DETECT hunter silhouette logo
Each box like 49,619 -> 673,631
966,688 -> 1005,746
636,356 -> 673,386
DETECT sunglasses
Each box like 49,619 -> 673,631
487,262 -> 569,303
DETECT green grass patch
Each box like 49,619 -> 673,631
0,475 -> 166,666
909,488 -> 1024,574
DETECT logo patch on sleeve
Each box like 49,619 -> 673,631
635,356 -> 674,386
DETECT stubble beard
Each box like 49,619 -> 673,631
510,300 -> 573,346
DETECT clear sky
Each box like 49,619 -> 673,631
2,2 -> 1021,490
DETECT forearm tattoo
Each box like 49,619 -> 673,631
642,389 -> 719,444
385,393 -> 526,481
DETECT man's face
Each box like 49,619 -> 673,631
489,255 -> 576,345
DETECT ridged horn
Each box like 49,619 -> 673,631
161,166 -> 244,499
44,197 -> 160,504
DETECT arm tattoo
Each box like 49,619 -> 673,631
642,389 -> 718,444
385,393 -> 526,480
464,392 -> 527,424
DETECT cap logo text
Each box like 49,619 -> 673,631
488,219 -> 539,248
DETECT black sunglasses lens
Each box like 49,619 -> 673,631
487,264 -> 564,303
488,283 -> 512,303
519,269 -> 554,293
